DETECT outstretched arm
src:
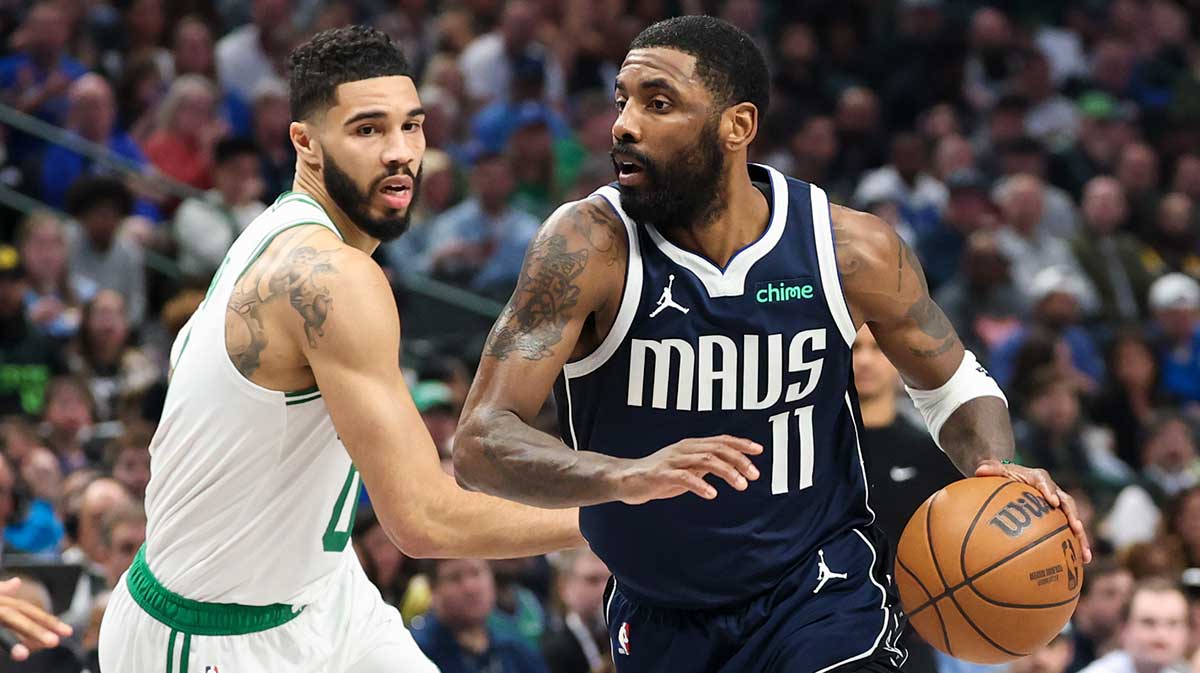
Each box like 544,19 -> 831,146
833,205 -> 1091,562
455,199 -> 761,508
296,229 -> 582,558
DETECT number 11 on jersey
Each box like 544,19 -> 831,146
768,406 -> 814,494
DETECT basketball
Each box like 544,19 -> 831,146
895,476 -> 1083,664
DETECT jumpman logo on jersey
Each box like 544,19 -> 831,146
813,549 -> 848,594
650,274 -> 690,318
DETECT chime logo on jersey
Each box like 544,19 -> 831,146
617,622 -> 631,655
754,278 -> 816,304
627,328 -> 828,411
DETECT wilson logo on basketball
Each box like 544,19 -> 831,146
986,491 -> 1053,538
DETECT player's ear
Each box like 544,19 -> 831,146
723,102 -> 759,153
290,120 -> 322,169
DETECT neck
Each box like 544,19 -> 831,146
664,162 -> 769,268
454,624 -> 490,654
859,391 -> 898,428
291,171 -> 379,255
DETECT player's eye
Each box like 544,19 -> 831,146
615,99 -> 627,112
650,99 -> 671,112
357,125 -> 377,136
402,120 -> 422,132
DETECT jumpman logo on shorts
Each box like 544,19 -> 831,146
813,549 -> 848,594
650,274 -> 689,318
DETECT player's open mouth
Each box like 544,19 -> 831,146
614,153 -> 646,187
378,175 -> 413,210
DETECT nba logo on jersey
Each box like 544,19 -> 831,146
617,622 -> 631,655
204,667 -> 220,673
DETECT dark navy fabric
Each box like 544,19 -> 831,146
555,164 -> 878,610
601,526 -> 905,673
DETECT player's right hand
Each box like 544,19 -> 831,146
616,435 -> 763,505
0,578 -> 72,661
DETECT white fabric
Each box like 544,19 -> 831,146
215,25 -> 277,101
145,193 -> 356,607
99,551 -> 437,673
904,350 -> 1007,450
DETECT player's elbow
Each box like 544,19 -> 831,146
450,412 -> 495,492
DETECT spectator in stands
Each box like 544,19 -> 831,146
1051,93 -> 1130,199
489,558 -> 547,651
168,15 -> 215,81
1070,560 -> 1135,672
61,478 -> 131,630
994,138 -> 1080,240
1141,194 -> 1200,280
458,0 -> 565,107
1171,155 -> 1200,204
65,290 -> 158,422
1167,487 -> 1200,567
505,105 -> 584,220
353,510 -> 424,621
918,168 -> 994,291
1149,274 -> 1200,404
991,267 -> 1105,391
423,152 -> 540,298
99,502 -> 145,589
173,137 -> 266,281
853,132 -> 946,243
250,77 -> 294,198
0,245 -> 65,418
766,115 -> 846,202
1017,49 -> 1080,148
65,177 -> 147,325
142,74 -> 228,190
996,174 -> 1094,312
413,558 -> 551,673
215,0 -> 293,102
963,7 -> 1018,113
40,377 -> 97,474
1115,143 -> 1161,238
114,52 -> 166,144
1093,332 -> 1174,470
105,423 -> 152,499
1139,414 -> 1200,504
935,231 -> 1023,359
4,448 -> 66,556
1072,176 -> 1157,325
0,454 -> 16,557
1079,579 -> 1190,673
18,211 -> 94,339
1012,365 -> 1116,489
833,87 -> 887,184
38,74 -> 150,213
0,2 -> 88,163
1013,627 -> 1075,673
541,549 -> 610,673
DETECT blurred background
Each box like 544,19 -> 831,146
0,0 -> 1199,671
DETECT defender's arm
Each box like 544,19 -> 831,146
297,230 -> 582,558
455,199 -> 760,508
832,206 -> 1092,561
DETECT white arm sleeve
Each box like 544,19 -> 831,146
903,350 -> 1007,451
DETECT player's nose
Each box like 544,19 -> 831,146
612,108 -> 642,145
381,130 -> 418,168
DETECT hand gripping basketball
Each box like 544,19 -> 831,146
974,459 -> 1092,564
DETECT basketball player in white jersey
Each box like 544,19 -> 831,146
97,26 -> 603,672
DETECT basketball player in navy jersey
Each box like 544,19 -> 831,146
455,15 -> 1091,673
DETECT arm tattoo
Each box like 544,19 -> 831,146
485,234 -> 589,361
227,244 -> 337,376
571,202 -> 622,267
899,237 -> 959,358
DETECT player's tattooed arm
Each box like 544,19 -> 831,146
226,230 -> 337,377
832,205 -> 1013,473
457,198 -> 634,507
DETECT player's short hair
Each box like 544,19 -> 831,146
288,25 -> 412,121
629,15 -> 769,117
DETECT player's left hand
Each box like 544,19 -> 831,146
974,459 -> 1093,564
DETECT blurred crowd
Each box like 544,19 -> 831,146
1,0 -> 1200,672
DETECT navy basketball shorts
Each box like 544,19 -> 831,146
602,527 -> 907,673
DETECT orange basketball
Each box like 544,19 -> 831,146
894,476 -> 1083,664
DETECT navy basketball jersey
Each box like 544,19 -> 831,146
554,164 -> 878,609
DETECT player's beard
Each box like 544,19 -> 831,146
323,153 -> 421,243
612,114 -> 726,231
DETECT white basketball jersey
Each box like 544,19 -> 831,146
144,192 -> 362,606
